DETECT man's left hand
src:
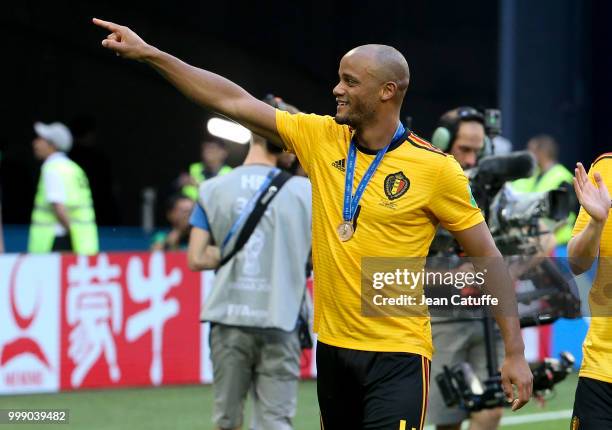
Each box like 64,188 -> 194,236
500,353 -> 533,411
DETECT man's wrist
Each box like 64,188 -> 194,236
142,45 -> 161,63
590,216 -> 608,230
504,341 -> 525,358
501,325 -> 525,358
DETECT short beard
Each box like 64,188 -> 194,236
335,104 -> 377,129
334,114 -> 353,126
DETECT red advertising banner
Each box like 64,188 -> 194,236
2,251 -> 553,395
59,252 -> 201,390
0,254 -> 61,394
300,277 -> 316,379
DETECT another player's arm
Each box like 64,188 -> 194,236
452,222 -> 533,411
92,18 -> 282,147
187,228 -> 220,271
567,162 -> 610,275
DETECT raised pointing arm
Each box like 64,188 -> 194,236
92,18 -> 283,147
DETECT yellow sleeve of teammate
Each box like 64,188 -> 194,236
275,110 -> 342,175
428,156 -> 485,231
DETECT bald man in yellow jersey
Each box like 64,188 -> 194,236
93,18 -> 532,430
568,155 -> 612,430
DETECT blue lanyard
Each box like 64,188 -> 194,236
343,123 -> 405,222
222,168 -> 280,251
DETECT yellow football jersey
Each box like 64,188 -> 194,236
276,111 -> 484,358
572,153 -> 612,383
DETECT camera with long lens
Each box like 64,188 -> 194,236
467,151 -> 580,325
430,108 -> 580,325
487,182 -> 570,256
466,151 -> 570,227
436,352 -> 575,412
429,109 -> 580,413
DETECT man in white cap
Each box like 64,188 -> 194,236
29,121 -> 99,255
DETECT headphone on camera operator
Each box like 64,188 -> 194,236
431,106 -> 493,163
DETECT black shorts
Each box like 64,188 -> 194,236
316,342 -> 430,430
571,377 -> 612,430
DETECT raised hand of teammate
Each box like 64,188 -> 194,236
574,162 -> 610,224
93,18 -> 151,61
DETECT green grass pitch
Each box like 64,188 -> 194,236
0,373 -> 577,429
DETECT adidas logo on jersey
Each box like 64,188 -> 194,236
331,158 -> 346,172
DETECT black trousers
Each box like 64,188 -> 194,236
52,235 -> 72,252
571,377 -> 612,430
317,342 -> 430,430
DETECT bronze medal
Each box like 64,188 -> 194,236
337,221 -> 354,242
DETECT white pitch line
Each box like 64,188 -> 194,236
499,409 -> 573,426
424,409 -> 573,429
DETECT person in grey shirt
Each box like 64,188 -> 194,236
187,103 -> 312,430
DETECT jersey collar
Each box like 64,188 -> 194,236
352,128 -> 411,155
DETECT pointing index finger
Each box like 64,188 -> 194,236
93,18 -> 121,33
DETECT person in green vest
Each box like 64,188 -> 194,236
181,139 -> 232,200
28,122 -> 99,255
511,134 -> 576,245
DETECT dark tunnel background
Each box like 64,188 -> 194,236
1,0 -> 608,227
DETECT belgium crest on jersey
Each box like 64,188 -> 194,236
384,171 -> 410,200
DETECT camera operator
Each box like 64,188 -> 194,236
428,107 -> 505,430
511,135 -> 575,246
428,110 -> 562,429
